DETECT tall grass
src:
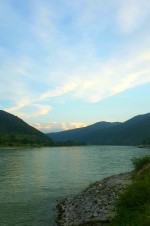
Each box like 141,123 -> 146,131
110,156 -> 150,226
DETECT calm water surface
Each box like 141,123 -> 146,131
0,146 -> 150,226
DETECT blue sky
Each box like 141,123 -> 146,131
0,0 -> 150,132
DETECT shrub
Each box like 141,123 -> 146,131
133,156 -> 150,172
110,156 -> 150,226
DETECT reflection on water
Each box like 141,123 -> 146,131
0,146 -> 149,225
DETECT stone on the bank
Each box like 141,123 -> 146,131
57,172 -> 132,226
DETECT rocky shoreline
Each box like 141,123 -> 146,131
56,172 -> 132,226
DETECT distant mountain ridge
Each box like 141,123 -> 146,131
47,113 -> 150,145
47,121 -> 121,142
0,110 -> 52,146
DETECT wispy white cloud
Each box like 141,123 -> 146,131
31,104 -> 52,117
61,122 -> 87,131
40,80 -> 78,99
40,48 -> 150,103
5,100 -> 52,119
4,99 -> 31,112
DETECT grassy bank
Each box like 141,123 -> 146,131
110,156 -> 150,226
57,156 -> 150,226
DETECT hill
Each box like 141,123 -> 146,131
0,110 -> 52,146
47,121 -> 120,142
47,113 -> 150,145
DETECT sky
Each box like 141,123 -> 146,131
0,0 -> 150,132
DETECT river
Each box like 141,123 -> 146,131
0,145 -> 149,226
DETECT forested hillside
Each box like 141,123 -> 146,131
0,110 -> 52,146
47,113 -> 150,145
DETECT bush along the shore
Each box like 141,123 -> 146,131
56,156 -> 150,226
110,156 -> 150,226
133,156 -> 150,173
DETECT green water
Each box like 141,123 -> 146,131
0,146 -> 149,226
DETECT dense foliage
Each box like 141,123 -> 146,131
133,156 -> 150,172
110,156 -> 150,226
0,110 -> 53,146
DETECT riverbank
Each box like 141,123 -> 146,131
56,172 -> 132,226
56,156 -> 150,226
